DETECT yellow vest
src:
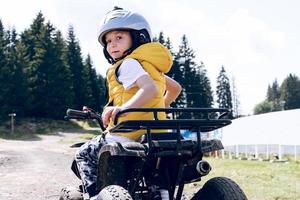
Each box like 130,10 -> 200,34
105,42 -> 173,140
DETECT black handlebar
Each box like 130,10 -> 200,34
66,109 -> 90,119
65,108 -> 106,131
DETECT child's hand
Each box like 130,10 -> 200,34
82,106 -> 91,112
110,106 -> 124,124
102,106 -> 114,127
102,106 -> 127,127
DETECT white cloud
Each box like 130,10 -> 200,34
179,8 -> 288,114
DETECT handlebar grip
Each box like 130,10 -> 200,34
66,109 -> 89,118
218,110 -> 231,119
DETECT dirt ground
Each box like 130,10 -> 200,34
0,132 -> 199,200
0,132 -> 83,200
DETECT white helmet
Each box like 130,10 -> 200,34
98,7 -> 152,46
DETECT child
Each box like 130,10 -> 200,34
74,7 -> 181,199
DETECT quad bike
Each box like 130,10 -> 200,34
60,107 -> 247,200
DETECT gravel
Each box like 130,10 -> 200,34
0,132 -> 198,200
0,132 -> 83,200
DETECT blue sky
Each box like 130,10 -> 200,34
1,0 -> 299,115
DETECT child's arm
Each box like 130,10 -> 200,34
102,74 -> 158,126
121,74 -> 158,109
164,75 -> 182,107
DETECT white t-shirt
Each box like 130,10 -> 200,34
117,58 -> 148,90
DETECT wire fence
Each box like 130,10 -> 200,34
223,144 -> 300,161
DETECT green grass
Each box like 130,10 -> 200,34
79,132 -> 99,140
0,118 -> 100,140
190,157 -> 300,200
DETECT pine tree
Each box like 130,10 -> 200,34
1,12 -> 107,119
0,20 -> 6,63
176,35 -> 195,109
216,66 -> 233,117
266,79 -> 281,111
153,31 -> 174,54
36,23 -> 76,119
167,57 -> 186,108
20,12 -> 47,117
195,62 -> 214,108
66,25 -> 91,110
21,13 -> 75,119
231,77 -> 240,118
97,74 -> 107,110
5,28 -> 30,117
0,20 -> 10,118
154,32 -> 184,108
46,30 -> 74,118
267,79 -> 280,102
164,37 -> 173,53
0,23 -> 28,119
84,55 -> 106,111
175,35 -> 214,117
21,12 -> 45,61
31,21 -> 54,117
154,32 -> 165,44
280,74 -> 300,110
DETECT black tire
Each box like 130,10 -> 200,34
191,177 -> 247,200
97,154 -> 128,190
97,185 -> 133,200
59,186 -> 83,200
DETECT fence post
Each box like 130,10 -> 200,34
221,149 -> 225,159
295,145 -> 297,162
255,145 -> 258,159
266,144 -> 269,160
278,144 -> 282,160
235,145 -> 239,158
8,113 -> 16,134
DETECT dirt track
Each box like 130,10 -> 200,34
0,132 -> 83,200
0,132 -> 200,200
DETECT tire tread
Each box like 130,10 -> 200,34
192,176 -> 247,200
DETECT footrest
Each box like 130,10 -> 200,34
151,139 -> 196,149
99,142 -> 147,157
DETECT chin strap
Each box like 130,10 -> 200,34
103,46 -> 132,64
103,47 -> 115,64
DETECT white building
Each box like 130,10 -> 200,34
221,109 -> 300,160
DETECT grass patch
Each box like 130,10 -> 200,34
190,157 -> 300,200
0,125 -> 41,140
0,118 -> 101,140
79,132 -> 99,140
